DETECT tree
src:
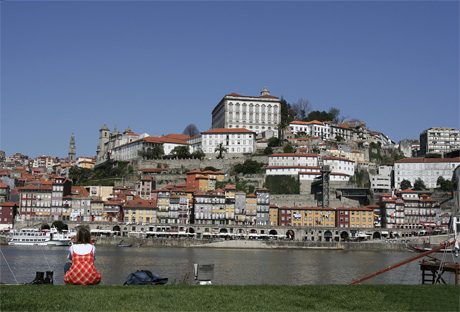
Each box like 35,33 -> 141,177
234,160 -> 265,174
182,124 -> 200,137
51,220 -> 68,232
69,166 -> 93,185
215,143 -> 227,159
170,146 -> 190,159
400,179 -> 412,190
277,120 -> 289,145
413,178 -> 426,190
263,146 -> 273,155
283,143 -> 294,154
152,145 -> 165,159
191,150 -> 205,160
437,176 -> 454,192
268,137 -> 280,147
328,107 -> 347,124
292,98 -> 312,120
304,110 -> 333,122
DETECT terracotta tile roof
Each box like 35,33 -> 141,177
289,120 -> 326,126
323,156 -> 354,162
396,157 -> 460,163
256,187 -> 269,191
187,170 -> 202,174
162,133 -> 190,140
0,202 -> 18,207
125,198 -> 157,207
336,206 -> 373,211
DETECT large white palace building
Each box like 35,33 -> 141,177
211,87 -> 281,138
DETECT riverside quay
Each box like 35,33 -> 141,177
15,221 -> 437,242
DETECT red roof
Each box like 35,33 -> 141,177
396,157 -> 460,163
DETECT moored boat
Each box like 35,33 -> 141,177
8,227 -> 72,246
408,245 -> 456,253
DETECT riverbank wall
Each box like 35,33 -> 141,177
66,236 -> 426,251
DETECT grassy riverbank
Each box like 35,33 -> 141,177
1,285 -> 458,311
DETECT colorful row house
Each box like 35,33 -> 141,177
378,190 -> 440,229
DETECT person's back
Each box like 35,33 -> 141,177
64,226 -> 101,286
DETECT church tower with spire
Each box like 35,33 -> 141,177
68,134 -> 76,161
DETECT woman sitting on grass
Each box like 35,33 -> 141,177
64,226 -> 101,285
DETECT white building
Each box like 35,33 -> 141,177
266,153 -> 354,180
419,127 -> 460,156
289,121 -> 353,141
371,131 -> 394,147
370,165 -> 393,193
394,157 -> 460,189
186,135 -> 202,154
211,87 -> 280,138
110,135 -> 189,161
201,128 -> 256,156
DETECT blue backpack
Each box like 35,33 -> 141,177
124,270 -> 168,285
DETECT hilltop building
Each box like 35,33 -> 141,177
96,125 -> 141,164
211,87 -> 281,139
419,127 -> 460,156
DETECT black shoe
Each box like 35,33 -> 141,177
44,271 -> 54,285
25,272 -> 45,285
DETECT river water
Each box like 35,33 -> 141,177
1,245 -> 458,285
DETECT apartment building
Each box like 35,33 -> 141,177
420,127 -> 460,156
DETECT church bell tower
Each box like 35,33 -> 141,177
68,134 -> 76,161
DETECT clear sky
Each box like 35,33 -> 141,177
1,0 -> 459,159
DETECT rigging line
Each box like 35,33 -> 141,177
0,248 -> 19,285
41,246 -> 52,272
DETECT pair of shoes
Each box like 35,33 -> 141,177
25,271 -> 53,285
44,271 -> 53,284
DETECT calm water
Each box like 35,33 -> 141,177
1,245 -> 458,285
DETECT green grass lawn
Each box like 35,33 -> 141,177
1,285 -> 458,312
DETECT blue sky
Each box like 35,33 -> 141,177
1,1 -> 459,159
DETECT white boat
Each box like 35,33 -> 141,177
8,227 -> 72,246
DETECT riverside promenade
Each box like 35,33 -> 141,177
66,235 -> 444,251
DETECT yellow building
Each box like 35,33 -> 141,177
124,198 -> 158,224
268,204 -> 278,226
245,194 -> 257,225
90,199 -> 105,222
157,188 -> 170,223
336,207 -> 374,228
328,148 -> 364,166
202,170 -> 225,182
291,207 -> 336,227
224,185 -> 236,225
